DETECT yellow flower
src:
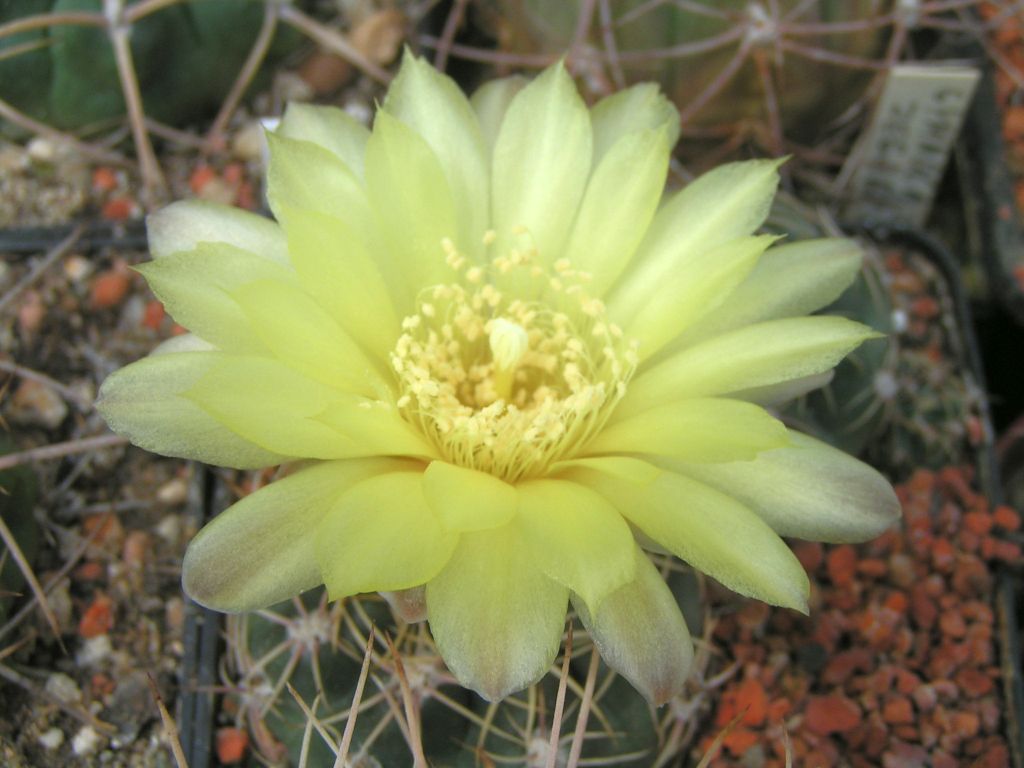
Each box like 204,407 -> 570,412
98,54 -> 899,704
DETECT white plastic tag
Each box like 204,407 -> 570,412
843,65 -> 980,227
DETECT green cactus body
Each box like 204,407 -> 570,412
765,197 -> 984,477
481,1 -> 894,153
227,581 -> 686,767
0,0 -> 303,132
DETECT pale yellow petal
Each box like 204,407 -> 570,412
97,351 -> 288,469
316,472 -> 457,598
548,455 -> 660,484
384,52 -> 489,253
135,243 -> 296,354
365,110 -> 459,306
589,83 -> 680,165
618,316 -> 880,419
278,101 -> 369,177
149,333 -> 214,355
422,461 -> 518,532
147,199 -> 289,266
563,127 -> 671,296
470,75 -> 527,152
183,458 -> 408,611
592,398 -> 789,462
230,278 -> 387,396
615,235 -> 777,360
426,525 -> 568,701
265,131 -> 375,244
491,61 -> 592,267
675,237 -> 864,348
316,400 -> 437,459
573,546 -> 692,705
673,430 -> 900,542
516,478 -> 635,612
185,355 -> 414,460
570,463 -> 809,612
280,207 -> 400,356
608,159 -> 782,323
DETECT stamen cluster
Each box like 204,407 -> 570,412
390,231 -> 637,482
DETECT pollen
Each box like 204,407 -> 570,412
390,233 -> 636,482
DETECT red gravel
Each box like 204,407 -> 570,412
699,466 -> 1019,767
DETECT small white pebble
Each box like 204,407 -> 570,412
72,725 -> 101,757
44,672 -> 81,705
75,634 -> 113,667
891,308 -> 908,333
38,727 -> 64,751
231,120 -> 266,162
156,477 -> 189,506
155,514 -> 183,546
27,137 -> 56,163
343,100 -> 372,126
63,254 -> 93,282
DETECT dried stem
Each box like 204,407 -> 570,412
433,0 -> 468,72
779,38 -> 892,70
0,225 -> 85,315
545,623 -> 573,768
0,359 -> 93,412
0,97 -> 126,164
106,0 -> 166,206
0,663 -> 116,734
287,683 -> 341,756
383,632 -> 427,768
122,0 -> 186,25
0,12 -> 104,39
0,37 -> 50,64
335,626 -> 376,767
417,37 -> 557,67
677,36 -> 752,127
0,434 -> 128,472
565,645 -> 601,768
147,673 -> 190,768
278,5 -> 392,84
0,529 -> 93,645
205,1 -> 279,153
752,46 -> 784,160
569,0 -> 598,60
597,0 -> 626,89
0,514 -> 64,652
144,118 -> 206,150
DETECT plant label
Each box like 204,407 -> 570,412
843,65 -> 980,228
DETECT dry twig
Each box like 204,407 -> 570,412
0,514 -> 64,652
0,225 -> 85,315
0,434 -> 128,472
148,673 -> 190,768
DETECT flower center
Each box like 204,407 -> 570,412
390,232 -> 637,482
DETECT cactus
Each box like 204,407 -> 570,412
765,197 -> 985,477
221,557 -> 706,767
471,0 -> 902,164
0,0 -> 303,132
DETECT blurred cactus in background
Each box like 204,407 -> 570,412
454,0 -> 991,171
764,196 -> 988,478
0,0 -> 302,132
